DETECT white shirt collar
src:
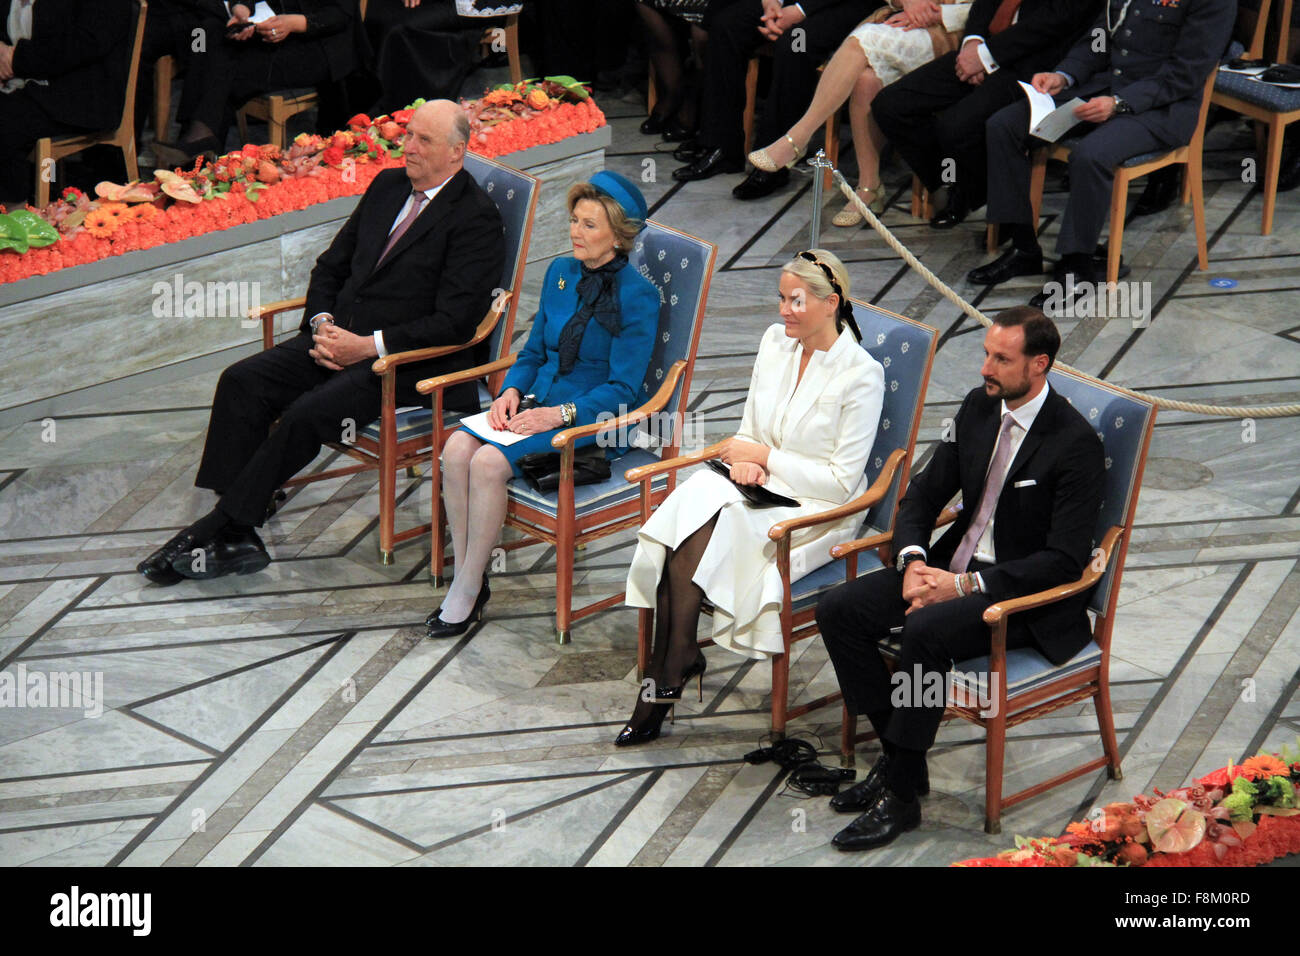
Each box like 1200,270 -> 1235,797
1002,380 -> 1050,432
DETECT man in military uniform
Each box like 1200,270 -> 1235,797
969,0 -> 1236,303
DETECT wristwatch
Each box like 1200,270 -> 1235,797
1112,96 -> 1133,115
897,551 -> 925,574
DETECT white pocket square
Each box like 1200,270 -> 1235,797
1014,479 -> 1037,488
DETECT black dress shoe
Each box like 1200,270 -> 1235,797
640,114 -> 668,136
171,526 -> 270,580
672,147 -> 743,182
425,577 -> 490,639
662,121 -> 695,143
929,191 -> 969,229
966,247 -> 1044,286
1132,168 -> 1181,216
831,787 -> 921,851
425,573 -> 489,628
673,139 -> 704,163
829,754 -> 930,813
732,166 -> 789,200
137,529 -> 202,585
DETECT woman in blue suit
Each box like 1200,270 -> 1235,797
426,171 -> 660,639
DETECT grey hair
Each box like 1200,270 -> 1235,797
449,111 -> 471,148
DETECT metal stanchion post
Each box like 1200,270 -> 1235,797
808,149 -> 833,248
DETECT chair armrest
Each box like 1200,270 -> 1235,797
249,296 -> 307,350
766,448 -> 905,541
829,529 -> 893,560
372,293 -> 510,375
935,504 -> 960,528
551,361 -> 687,449
416,354 -> 518,397
981,526 -> 1121,625
624,440 -> 727,483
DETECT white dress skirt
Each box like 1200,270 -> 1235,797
625,324 -> 886,660
847,17 -> 948,87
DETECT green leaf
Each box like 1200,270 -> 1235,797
7,210 -> 59,247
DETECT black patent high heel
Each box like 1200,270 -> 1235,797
425,573 -> 489,628
425,574 -> 490,639
653,653 -> 706,704
614,701 -> 675,747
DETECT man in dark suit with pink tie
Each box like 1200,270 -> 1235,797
815,306 -> 1104,851
137,99 -> 505,585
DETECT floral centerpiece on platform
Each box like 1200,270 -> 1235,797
462,75 -> 606,158
953,744 -> 1300,867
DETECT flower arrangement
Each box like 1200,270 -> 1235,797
953,743 -> 1300,867
0,85 -> 606,285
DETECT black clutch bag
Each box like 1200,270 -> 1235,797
517,446 -> 611,493
705,458 -> 799,509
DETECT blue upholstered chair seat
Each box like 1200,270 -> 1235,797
789,536 -> 886,613
951,641 -> 1103,699
1055,135 -> 1179,168
358,406 -> 469,446
1214,68 -> 1300,111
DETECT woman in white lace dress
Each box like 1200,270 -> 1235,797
747,0 -> 971,226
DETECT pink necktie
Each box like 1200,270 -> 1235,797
376,191 -> 428,266
949,413 -> 1016,574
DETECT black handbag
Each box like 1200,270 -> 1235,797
705,458 -> 800,509
517,446 -> 611,493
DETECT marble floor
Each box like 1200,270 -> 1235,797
1,85 -> 1298,868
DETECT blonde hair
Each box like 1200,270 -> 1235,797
781,249 -> 851,329
567,183 -> 643,250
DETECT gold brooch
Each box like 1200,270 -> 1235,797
558,277 -> 566,290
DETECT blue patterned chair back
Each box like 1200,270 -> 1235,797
626,221 -> 717,451
1047,368 -> 1155,615
851,300 -> 938,535
464,152 -> 539,361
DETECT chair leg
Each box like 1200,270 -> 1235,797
505,14 -> 523,86
121,135 -> 139,185
910,175 -> 932,220
985,223 -> 999,254
1260,115 -> 1285,236
378,461 -> 396,566
647,60 -> 657,117
1189,156 -> 1208,271
1106,172 -> 1130,284
984,709 -> 1008,835
742,57 -> 758,158
154,56 -> 174,142
1095,685 -> 1123,780
430,458 -> 446,587
34,138 -> 52,208
554,519 -> 575,646
840,706 -> 857,769
770,651 -> 789,738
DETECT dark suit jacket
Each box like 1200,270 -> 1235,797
303,165 -> 506,409
965,0 -> 1104,76
5,0 -> 132,130
266,0 -> 370,82
894,384 -> 1105,664
1055,0 -> 1236,145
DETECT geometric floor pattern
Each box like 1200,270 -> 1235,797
1,89 -> 1297,866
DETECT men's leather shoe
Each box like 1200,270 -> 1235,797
829,753 -> 930,813
672,147 -> 742,182
172,526 -> 270,580
831,787 -> 921,851
673,139 -> 705,163
966,247 -> 1044,286
732,167 -> 789,200
137,529 -> 201,585
929,190 -> 969,229
1132,168 -> 1181,216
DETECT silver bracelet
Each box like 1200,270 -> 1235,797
953,572 -> 965,598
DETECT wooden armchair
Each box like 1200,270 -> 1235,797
625,301 -> 938,737
418,221 -> 717,642
247,152 -> 537,562
32,0 -> 147,207
836,367 -> 1157,834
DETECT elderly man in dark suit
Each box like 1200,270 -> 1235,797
815,307 -> 1104,850
137,99 -> 505,584
0,0 -> 132,207
872,0 -> 1102,228
969,0 -> 1235,301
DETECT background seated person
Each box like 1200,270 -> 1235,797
617,250 -> 885,746
427,171 -> 659,640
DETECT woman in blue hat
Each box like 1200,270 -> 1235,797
426,170 -> 660,639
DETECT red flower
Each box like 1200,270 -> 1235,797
322,145 -> 344,167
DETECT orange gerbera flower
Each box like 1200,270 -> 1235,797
1241,754 -> 1289,780
128,203 -> 157,222
99,202 -> 129,222
83,207 -> 118,238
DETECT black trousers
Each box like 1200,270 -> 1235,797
871,52 -> 1026,208
697,0 -> 874,159
815,566 -> 1032,753
361,0 -> 486,114
195,334 -> 426,527
0,94 -> 89,204
986,100 -> 1168,256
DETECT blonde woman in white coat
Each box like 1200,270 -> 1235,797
617,250 -> 885,746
